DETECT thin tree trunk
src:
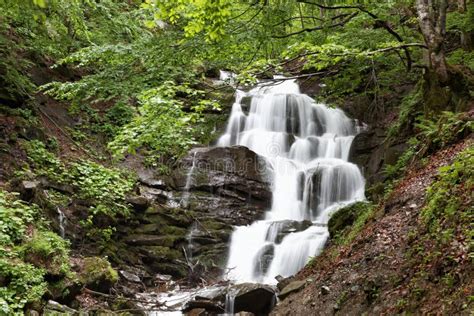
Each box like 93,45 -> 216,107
415,0 -> 449,83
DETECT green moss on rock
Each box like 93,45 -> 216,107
79,257 -> 118,292
328,202 -> 374,245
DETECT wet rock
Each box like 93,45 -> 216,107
174,146 -> 272,203
154,273 -> 172,282
19,180 -> 40,201
275,275 -> 295,291
278,280 -> 307,300
349,128 -> 409,187
265,220 -> 313,243
139,186 -> 172,204
184,283 -> 276,315
253,244 -> 274,277
119,270 -> 141,283
44,300 -> 78,314
124,234 -> 183,247
231,283 -> 276,315
138,169 -> 171,189
126,195 -> 150,212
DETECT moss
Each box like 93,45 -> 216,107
328,202 -> 374,246
21,231 -> 71,277
140,246 -> 182,261
79,257 -> 118,291
161,225 -> 187,237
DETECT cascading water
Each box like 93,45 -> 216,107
181,152 -> 197,208
218,78 -> 365,284
57,207 -> 66,238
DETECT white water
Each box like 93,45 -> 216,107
185,221 -> 199,262
181,152 -> 197,208
224,291 -> 236,315
57,207 -> 66,238
218,78 -> 365,284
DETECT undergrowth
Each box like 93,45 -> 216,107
385,111 -> 472,181
400,146 -> 473,312
0,190 -> 71,314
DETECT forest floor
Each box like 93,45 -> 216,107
272,137 -> 473,315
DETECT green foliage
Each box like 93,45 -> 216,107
69,160 -> 134,218
415,111 -> 472,153
23,140 -> 65,183
387,84 -> 423,139
421,146 -> 473,242
0,190 -> 72,314
23,139 -> 135,219
446,2 -> 474,33
385,111 -> 472,180
0,258 -> 47,315
0,191 -> 37,246
21,231 -> 71,276
108,85 -> 203,161
448,49 -> 474,71
329,201 -> 374,246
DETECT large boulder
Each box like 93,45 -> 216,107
265,220 -> 313,244
349,128 -> 408,187
183,283 -> 276,315
174,146 -> 272,203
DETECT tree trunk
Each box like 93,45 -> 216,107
415,0 -> 449,84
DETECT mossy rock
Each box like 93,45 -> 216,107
161,225 -> 187,237
138,246 -> 183,261
124,234 -> 184,247
47,277 -> 82,302
147,262 -> 187,278
21,231 -> 71,277
132,223 -> 163,234
328,202 -> 372,238
78,257 -> 118,292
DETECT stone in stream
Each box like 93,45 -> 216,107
265,220 -> 314,244
253,244 -> 275,277
183,283 -> 276,315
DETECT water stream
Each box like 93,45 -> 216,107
218,78 -> 365,284
57,207 -> 66,238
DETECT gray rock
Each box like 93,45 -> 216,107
266,220 -> 313,243
278,280 -> 307,300
44,300 -> 78,314
125,195 -> 150,211
119,270 -> 141,283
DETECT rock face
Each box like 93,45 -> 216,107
113,146 -> 272,280
183,283 -> 277,315
349,128 -> 408,187
174,146 -> 272,204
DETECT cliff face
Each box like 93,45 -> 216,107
271,138 -> 473,315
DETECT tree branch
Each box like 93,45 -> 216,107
272,11 -> 358,38
296,0 -> 415,71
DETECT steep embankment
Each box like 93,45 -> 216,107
272,138 -> 473,315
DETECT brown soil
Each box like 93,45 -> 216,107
272,138 -> 473,316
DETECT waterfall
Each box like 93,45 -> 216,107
185,221 -> 199,262
218,78 -> 365,284
181,152 -> 197,208
224,291 -> 236,315
57,207 -> 66,238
